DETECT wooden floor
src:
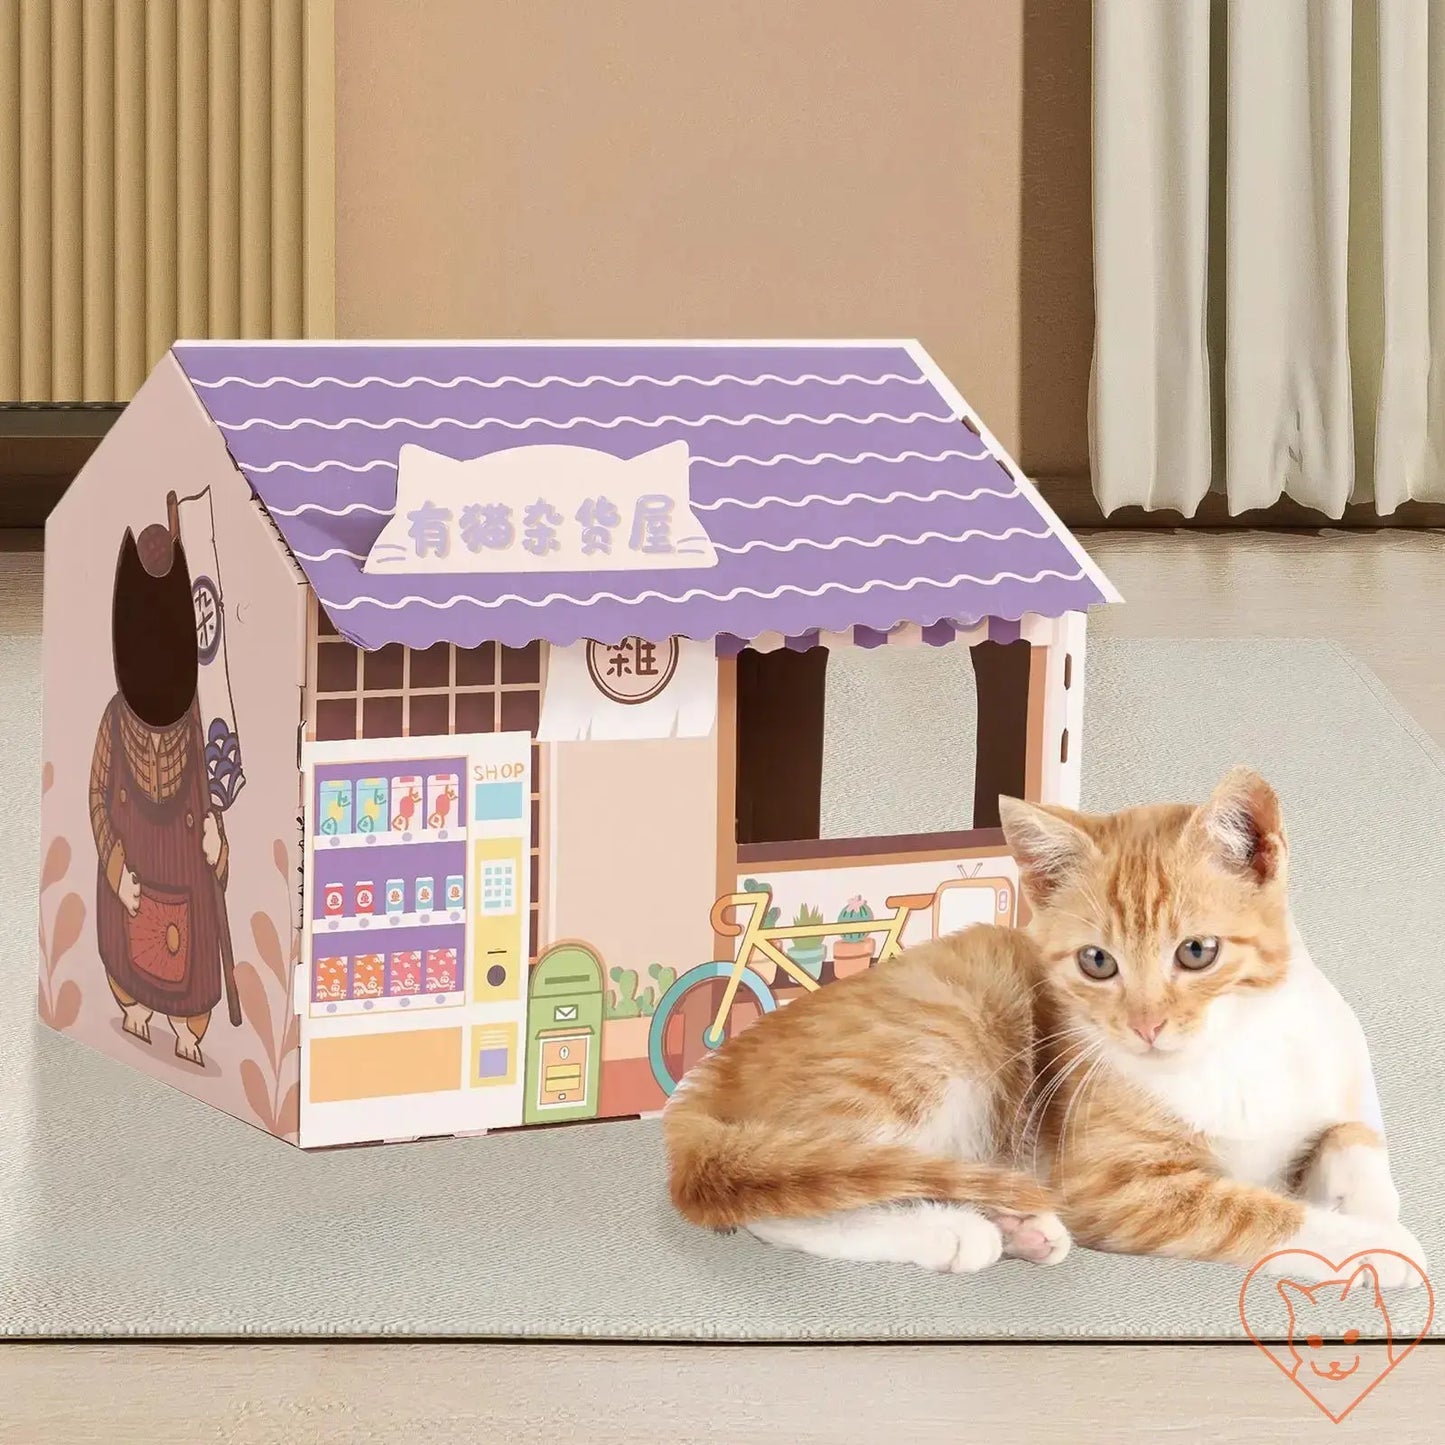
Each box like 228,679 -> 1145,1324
1081,528 -> 1445,748
4,527 -> 1444,1443
1,1343 -> 1439,1443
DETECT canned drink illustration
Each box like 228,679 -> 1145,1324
390,775 -> 423,834
414,876 -> 435,913
352,953 -> 385,998
322,883 -> 345,918
424,947 -> 459,993
444,874 -> 465,911
319,780 -> 352,837
355,778 -> 389,834
384,878 -> 406,915
388,950 -> 422,996
314,956 -> 349,1002
354,881 -> 376,916
427,773 -> 459,831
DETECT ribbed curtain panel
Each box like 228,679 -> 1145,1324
0,0 -> 335,405
1092,0 -> 1445,516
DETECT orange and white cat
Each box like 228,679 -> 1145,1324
664,768 -> 1425,1285
664,921 -> 1070,1274
1000,767 -> 1424,1288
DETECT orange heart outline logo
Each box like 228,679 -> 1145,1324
1239,1250 -> 1434,1424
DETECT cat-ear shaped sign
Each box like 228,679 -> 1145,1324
363,439 -> 718,576
997,796 -> 1101,907
1185,766 -> 1288,887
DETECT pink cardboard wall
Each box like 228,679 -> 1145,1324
39,353 -> 309,1142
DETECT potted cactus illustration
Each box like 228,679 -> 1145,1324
832,896 -> 877,977
603,962 -> 678,1059
786,902 -> 827,981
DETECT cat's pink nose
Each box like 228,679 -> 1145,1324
1130,1018 -> 1164,1046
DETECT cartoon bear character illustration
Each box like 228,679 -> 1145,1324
87,507 -> 242,1065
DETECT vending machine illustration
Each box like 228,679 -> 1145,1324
297,732 -> 532,1148
524,943 -> 604,1125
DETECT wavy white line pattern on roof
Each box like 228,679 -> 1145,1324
248,456 -> 399,476
265,499 -> 392,518
260,480 -> 1021,522
190,370 -> 930,392
691,482 -> 1017,512
288,525 -> 1054,566
321,565 -> 1090,614
173,340 -> 1113,650
691,445 -> 993,470
215,407 -> 955,435
717,526 -> 1052,556
244,444 -> 996,478
293,546 -> 370,562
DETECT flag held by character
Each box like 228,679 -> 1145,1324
168,488 -> 244,1029
175,487 -> 245,811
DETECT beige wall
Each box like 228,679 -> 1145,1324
548,735 -> 719,982
335,0 -> 1049,458
40,356 -> 307,1139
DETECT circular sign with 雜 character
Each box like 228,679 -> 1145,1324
584,637 -> 680,705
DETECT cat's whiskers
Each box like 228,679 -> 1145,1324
975,1023 -> 1091,1090
1009,1035 -> 1099,1160
1001,1031 -> 1092,1138
1029,1039 -> 1104,1153
1016,1059 -> 1082,1165
1038,1041 -> 1110,1177
1056,1051 -> 1110,1171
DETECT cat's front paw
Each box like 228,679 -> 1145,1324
994,1210 -> 1072,1265
912,1207 -> 1005,1275
1272,1210 -> 1427,1290
1303,1143 -> 1401,1223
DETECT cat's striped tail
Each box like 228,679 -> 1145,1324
665,1112 -> 1054,1229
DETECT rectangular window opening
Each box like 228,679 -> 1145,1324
731,636 -> 1032,850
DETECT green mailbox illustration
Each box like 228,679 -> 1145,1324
524,942 -> 604,1124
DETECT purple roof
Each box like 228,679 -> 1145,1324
173,342 -> 1115,651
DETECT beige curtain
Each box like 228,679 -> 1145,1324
0,0 -> 335,405
1092,0 -> 1445,516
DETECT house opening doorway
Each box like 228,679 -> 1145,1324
732,637 -> 1033,848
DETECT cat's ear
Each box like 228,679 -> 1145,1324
1340,1262 -> 1384,1306
395,442 -> 466,486
1277,1278 -> 1312,1318
628,439 -> 690,479
999,797 -> 1099,907
1186,767 -> 1287,886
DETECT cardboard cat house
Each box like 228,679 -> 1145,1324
38,340 -> 1120,1149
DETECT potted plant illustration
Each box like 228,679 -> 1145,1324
741,877 -> 782,984
832,896 -> 877,977
604,962 -> 678,1059
786,903 -> 827,981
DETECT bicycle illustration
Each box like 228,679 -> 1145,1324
647,887 -> 939,1096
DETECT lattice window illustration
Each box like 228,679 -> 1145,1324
309,602 -> 545,958
481,860 -> 517,914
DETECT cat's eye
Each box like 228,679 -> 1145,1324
1175,936 -> 1220,971
1343,1329 -> 1360,1344
1076,945 -> 1118,980
1307,1334 -> 1324,1350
